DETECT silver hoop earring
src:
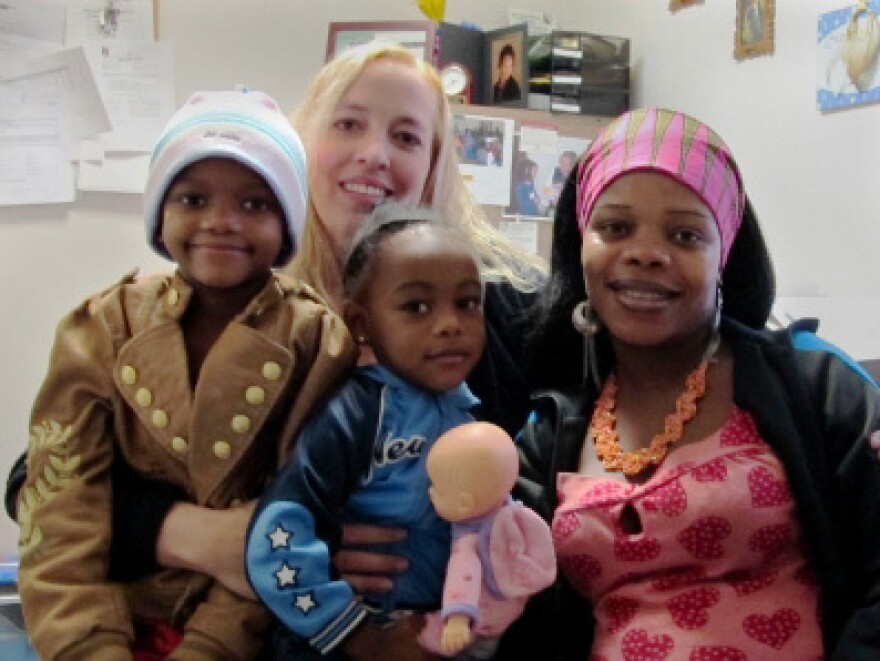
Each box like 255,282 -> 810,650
712,280 -> 723,333
572,300 -> 603,389
572,300 -> 600,336
704,280 -> 723,363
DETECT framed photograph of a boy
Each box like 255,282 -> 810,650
485,24 -> 529,108
734,0 -> 775,60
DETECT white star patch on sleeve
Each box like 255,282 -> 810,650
294,592 -> 318,614
268,524 -> 292,549
275,562 -> 299,589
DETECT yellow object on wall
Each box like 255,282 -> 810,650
841,0 -> 880,91
418,0 -> 445,22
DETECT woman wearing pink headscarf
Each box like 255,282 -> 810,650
500,107 -> 880,659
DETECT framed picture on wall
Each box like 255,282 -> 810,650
734,0 -> 775,60
485,24 -> 529,108
669,0 -> 702,10
326,20 -> 436,63
817,1 -> 880,111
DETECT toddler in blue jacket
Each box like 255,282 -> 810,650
246,202 -> 487,655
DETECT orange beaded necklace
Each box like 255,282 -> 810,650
591,360 -> 709,476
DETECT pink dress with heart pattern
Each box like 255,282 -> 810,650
552,407 -> 823,661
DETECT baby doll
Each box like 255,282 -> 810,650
419,421 -> 556,658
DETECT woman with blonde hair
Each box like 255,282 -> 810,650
287,41 -> 542,305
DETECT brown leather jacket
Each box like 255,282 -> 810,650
17,270 -> 356,660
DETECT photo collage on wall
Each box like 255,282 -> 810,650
452,112 -> 590,219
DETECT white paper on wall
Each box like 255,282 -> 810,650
0,0 -> 65,57
0,108 -> 74,205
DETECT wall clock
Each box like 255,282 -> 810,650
440,62 -> 472,104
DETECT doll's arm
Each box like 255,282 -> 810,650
441,615 -> 473,656
439,532 -> 483,654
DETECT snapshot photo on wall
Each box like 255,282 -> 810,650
504,134 -> 589,219
452,113 -> 515,206
817,0 -> 880,111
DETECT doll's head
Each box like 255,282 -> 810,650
342,203 -> 486,394
426,421 -> 518,522
144,88 -> 307,267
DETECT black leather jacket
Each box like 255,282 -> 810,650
499,318 -> 880,660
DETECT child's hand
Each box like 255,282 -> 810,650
334,523 -> 408,593
440,614 -> 472,656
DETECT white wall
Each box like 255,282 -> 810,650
1,0 -> 877,554
620,1 -> 880,358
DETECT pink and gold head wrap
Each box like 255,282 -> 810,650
576,107 -> 746,267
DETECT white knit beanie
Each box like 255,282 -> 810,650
143,88 -> 307,266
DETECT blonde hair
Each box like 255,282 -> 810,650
284,41 -> 545,305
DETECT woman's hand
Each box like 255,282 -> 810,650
334,523 -> 408,593
157,510 -> 409,601
870,430 -> 880,460
156,500 -> 257,599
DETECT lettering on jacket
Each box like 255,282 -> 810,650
363,432 -> 426,483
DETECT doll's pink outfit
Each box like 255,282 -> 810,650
553,407 -> 824,660
419,499 -> 556,654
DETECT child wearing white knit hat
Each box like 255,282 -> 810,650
15,88 -> 356,660
144,88 -> 308,266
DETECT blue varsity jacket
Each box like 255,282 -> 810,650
245,364 -> 478,654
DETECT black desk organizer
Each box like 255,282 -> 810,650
550,31 -> 630,116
